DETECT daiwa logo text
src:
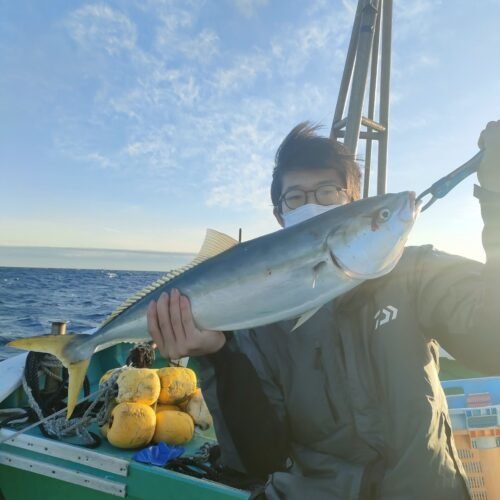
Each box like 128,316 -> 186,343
374,306 -> 398,330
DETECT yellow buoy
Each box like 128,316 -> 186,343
115,367 -> 161,406
153,410 -> 194,445
99,367 -> 124,386
184,388 -> 213,430
106,402 -> 156,449
156,404 -> 181,413
157,367 -> 197,405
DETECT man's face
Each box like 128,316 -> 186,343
274,168 -> 348,227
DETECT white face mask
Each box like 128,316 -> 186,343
282,203 -> 341,228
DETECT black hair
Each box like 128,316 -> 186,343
271,122 -> 361,207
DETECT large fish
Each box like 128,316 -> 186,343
9,191 -> 419,417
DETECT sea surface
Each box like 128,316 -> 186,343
0,264 -> 191,359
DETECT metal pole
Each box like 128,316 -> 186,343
334,131 -> 380,140
364,3 -> 382,197
331,0 -> 392,196
343,0 -> 380,155
331,0 -> 364,136
50,321 -> 67,336
377,0 -> 392,195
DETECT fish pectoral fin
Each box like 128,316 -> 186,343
291,306 -> 322,332
9,334 -> 91,419
191,229 -> 239,264
312,261 -> 327,289
66,358 -> 91,420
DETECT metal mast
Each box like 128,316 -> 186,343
330,0 -> 393,196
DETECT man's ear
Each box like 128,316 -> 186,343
273,206 -> 284,228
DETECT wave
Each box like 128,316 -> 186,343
0,266 -> 169,358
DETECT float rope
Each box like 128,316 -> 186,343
24,352 -> 91,419
21,369 -> 120,447
1,345 -> 154,447
0,372 -> 120,447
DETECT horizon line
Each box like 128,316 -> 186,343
0,244 -> 196,256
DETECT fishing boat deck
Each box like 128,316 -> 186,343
0,345 -> 249,499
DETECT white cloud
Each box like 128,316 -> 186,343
158,8 -> 193,33
393,0 -> 442,41
202,99 -> 287,208
154,9 -> 195,52
108,87 -> 148,121
124,125 -> 179,172
181,29 -> 219,62
58,1 -> 355,210
395,0 -> 438,20
212,52 -> 271,92
232,0 -> 269,18
340,0 -> 356,15
53,129 -> 117,171
171,74 -> 200,105
85,152 -> 115,169
7,0 -> 500,258
66,4 -> 137,55
268,8 -> 352,76
152,2 -> 219,64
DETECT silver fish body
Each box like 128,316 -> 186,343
72,190 -> 418,360
9,191 -> 418,417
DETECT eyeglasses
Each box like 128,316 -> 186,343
278,183 -> 349,212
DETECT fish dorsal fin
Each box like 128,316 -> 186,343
100,229 -> 238,328
189,229 -> 239,264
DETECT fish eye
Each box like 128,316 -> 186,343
377,208 -> 391,222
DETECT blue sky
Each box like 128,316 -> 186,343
1,0 -> 500,267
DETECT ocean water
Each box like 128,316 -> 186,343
0,265 -> 190,359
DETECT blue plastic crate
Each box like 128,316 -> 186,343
442,377 -> 500,409
442,377 -> 500,432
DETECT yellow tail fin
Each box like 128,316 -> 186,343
66,358 -> 91,419
8,334 -> 91,418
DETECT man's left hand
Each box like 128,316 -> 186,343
478,120 -> 500,193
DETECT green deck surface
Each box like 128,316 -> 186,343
0,463 -> 247,500
0,346 -> 249,499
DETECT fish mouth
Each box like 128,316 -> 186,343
398,191 -> 419,224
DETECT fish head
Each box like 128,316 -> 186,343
326,191 -> 419,279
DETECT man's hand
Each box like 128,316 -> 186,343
147,289 -> 226,360
478,120 -> 500,193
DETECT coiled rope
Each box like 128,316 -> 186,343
0,343 -> 153,447
0,354 -> 121,448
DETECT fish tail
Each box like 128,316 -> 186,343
8,334 -> 92,419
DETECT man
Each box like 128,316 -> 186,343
148,121 -> 500,499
